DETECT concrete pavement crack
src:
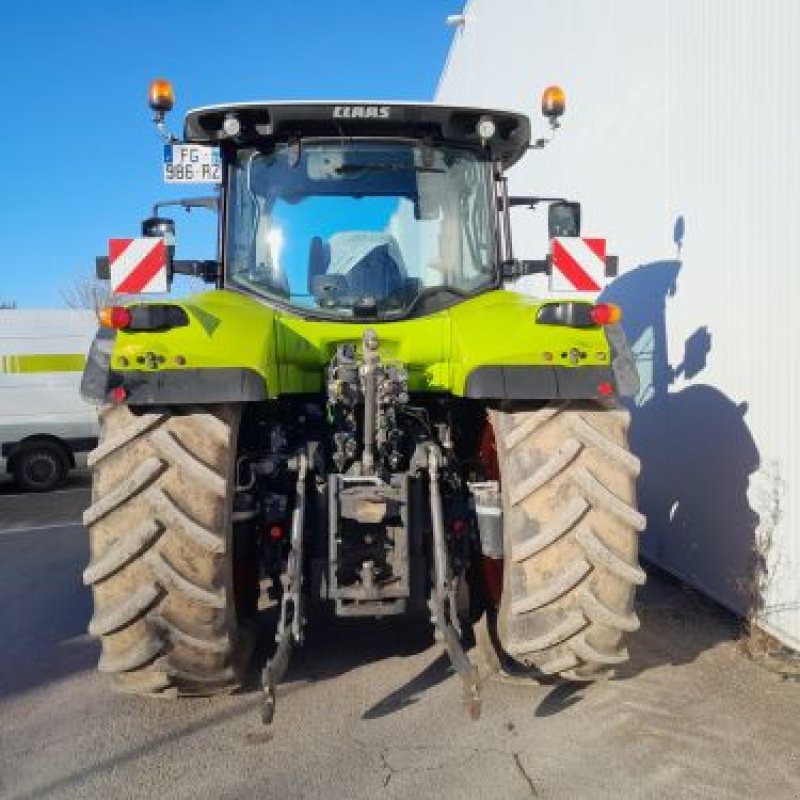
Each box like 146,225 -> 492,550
513,752 -> 539,797
349,734 -> 539,796
379,749 -> 394,788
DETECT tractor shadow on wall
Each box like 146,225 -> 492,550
598,222 -> 761,679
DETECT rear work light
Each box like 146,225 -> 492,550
99,306 -> 132,329
590,303 -> 622,326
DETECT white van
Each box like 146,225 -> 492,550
0,310 -> 99,491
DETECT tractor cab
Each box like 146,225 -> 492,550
187,102 -> 530,319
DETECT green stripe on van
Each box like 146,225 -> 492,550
0,354 -> 86,374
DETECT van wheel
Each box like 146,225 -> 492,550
11,440 -> 70,492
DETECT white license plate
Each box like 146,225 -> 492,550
163,145 -> 222,183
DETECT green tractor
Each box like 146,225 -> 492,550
81,80 -> 645,722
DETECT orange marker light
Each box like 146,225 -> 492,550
99,306 -> 132,329
148,78 -> 175,112
541,85 -> 566,120
590,303 -> 623,326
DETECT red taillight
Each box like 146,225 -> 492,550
268,524 -> 284,541
109,386 -> 127,404
99,306 -> 132,329
597,381 -> 615,398
590,303 -> 622,326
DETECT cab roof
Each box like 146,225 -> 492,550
183,102 -> 531,169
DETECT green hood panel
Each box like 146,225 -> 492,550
276,312 -> 450,393
111,289 -> 612,398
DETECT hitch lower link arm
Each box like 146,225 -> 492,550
261,451 -> 308,724
427,446 -> 482,720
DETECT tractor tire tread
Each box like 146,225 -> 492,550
145,550 -> 226,608
149,428 -> 226,497
87,411 -> 167,467
83,520 -> 163,586
88,581 -> 162,636
484,401 -> 645,680
85,404 -> 246,697
83,457 -> 165,526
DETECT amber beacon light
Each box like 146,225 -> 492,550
541,85 -> 566,123
148,78 -> 175,114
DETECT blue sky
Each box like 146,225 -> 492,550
0,1 -> 458,308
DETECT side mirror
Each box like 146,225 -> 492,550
548,201 -> 581,238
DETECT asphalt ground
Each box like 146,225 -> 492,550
1,474 -> 799,799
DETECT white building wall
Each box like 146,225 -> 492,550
438,0 -> 800,649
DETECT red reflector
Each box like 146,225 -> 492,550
450,518 -> 468,536
268,524 -> 283,541
109,386 -> 127,404
99,306 -> 132,329
590,303 -> 622,326
597,381 -> 615,397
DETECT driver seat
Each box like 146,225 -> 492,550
343,244 -> 404,299
308,236 -> 331,295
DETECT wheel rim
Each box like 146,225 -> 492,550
24,452 -> 59,486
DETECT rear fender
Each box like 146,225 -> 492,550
80,290 -> 274,405
448,292 -> 638,401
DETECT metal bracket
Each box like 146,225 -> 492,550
261,451 -> 308,724
427,446 -> 482,720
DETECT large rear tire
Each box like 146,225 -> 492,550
482,401 -> 646,680
83,404 -> 253,697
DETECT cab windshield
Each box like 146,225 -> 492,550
225,141 -> 497,318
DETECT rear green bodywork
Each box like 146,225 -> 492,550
109,288 -> 611,397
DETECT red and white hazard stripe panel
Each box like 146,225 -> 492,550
550,237 -> 606,293
109,238 -> 168,294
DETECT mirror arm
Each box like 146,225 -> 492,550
154,118 -> 179,144
505,196 -> 568,210
172,259 -> 220,282
94,257 -> 219,283
501,258 -> 550,280
151,196 -> 219,217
